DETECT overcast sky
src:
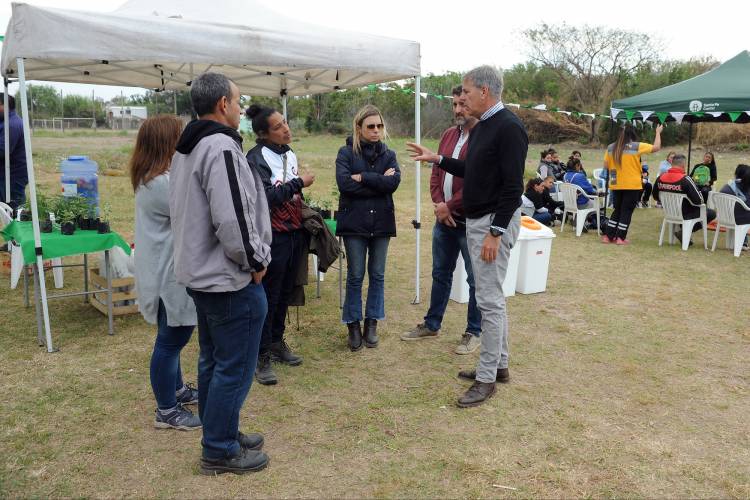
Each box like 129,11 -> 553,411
1,0 -> 746,100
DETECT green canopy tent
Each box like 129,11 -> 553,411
610,50 -> 750,167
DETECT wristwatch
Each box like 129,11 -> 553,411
489,226 -> 503,237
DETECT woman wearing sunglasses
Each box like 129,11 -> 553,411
335,104 -> 401,351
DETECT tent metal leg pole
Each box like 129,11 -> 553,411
33,264 -> 44,346
17,57 -> 55,352
687,122 -> 693,169
4,79 -> 9,203
412,75 -> 421,304
105,250 -> 114,335
282,94 -> 287,120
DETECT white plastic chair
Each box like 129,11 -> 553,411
658,192 -> 708,251
560,183 -> 600,237
709,192 -> 750,257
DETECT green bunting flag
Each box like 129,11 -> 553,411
655,112 -> 669,124
625,110 -> 636,121
728,112 -> 742,122
367,84 -> 377,92
691,112 -> 705,118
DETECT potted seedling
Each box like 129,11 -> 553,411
330,185 -> 340,221
320,198 -> 331,220
39,194 -> 53,233
98,202 -> 112,234
60,209 -> 76,235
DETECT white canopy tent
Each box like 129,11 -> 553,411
2,0 -> 423,352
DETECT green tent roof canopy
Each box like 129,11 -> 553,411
611,50 -> 750,124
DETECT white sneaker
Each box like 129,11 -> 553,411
455,332 -> 481,355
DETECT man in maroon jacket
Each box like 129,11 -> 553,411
401,86 -> 482,355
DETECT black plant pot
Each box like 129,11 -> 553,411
61,221 -> 76,235
97,220 -> 111,234
320,209 -> 331,220
20,212 -> 32,222
41,219 -> 53,233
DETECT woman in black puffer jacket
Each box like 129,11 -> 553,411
335,105 -> 401,351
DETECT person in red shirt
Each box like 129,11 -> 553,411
401,86 -> 482,355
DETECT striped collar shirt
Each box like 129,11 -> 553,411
480,101 -> 505,121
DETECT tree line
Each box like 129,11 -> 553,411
15,24 -> 718,143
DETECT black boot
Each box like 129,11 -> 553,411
255,352 -> 278,385
270,340 -> 302,366
363,318 -> 378,348
347,322 -> 363,352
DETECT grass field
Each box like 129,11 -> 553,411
1,130 -> 748,497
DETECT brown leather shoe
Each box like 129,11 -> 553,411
457,368 -> 510,384
457,381 -> 496,408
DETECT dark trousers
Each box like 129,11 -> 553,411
641,183 -> 653,204
260,229 -> 307,354
188,283 -> 267,460
606,190 -> 641,240
150,300 -> 195,410
423,222 -> 481,336
0,175 -> 28,210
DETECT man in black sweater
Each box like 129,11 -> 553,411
408,65 -> 528,408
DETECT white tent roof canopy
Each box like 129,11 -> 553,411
1,0 -> 421,96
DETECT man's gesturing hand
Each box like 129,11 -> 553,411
406,142 -> 440,164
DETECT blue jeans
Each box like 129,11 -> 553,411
532,211 -> 552,225
187,283 -> 267,460
342,236 -> 389,323
0,175 -> 27,210
150,300 -> 195,410
424,222 -> 481,336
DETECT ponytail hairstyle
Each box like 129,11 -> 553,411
612,124 -> 638,167
351,104 -> 388,157
567,157 -> 582,172
525,177 -> 543,192
129,115 -> 183,192
246,104 -> 277,140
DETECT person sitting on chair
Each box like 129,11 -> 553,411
524,178 -> 561,226
718,164 -> 750,249
563,158 -> 596,209
653,154 -> 716,243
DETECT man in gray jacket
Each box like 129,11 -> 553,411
170,72 -> 272,475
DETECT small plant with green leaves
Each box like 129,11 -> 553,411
60,209 -> 76,235
97,201 -> 112,234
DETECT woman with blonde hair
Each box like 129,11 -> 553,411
131,115 -> 200,431
335,105 -> 401,351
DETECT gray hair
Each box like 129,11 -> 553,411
672,154 -> 687,166
191,72 -> 233,117
464,65 -> 504,99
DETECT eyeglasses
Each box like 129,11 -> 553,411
366,123 -> 384,130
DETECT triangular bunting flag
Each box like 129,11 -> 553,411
639,111 -> 654,121
625,110 -> 636,121
610,108 -> 622,120
507,103 -> 521,109
708,112 -> 722,118
559,110 -> 571,116
670,112 -> 686,124
533,104 -> 547,110
584,113 -> 596,119
728,112 -> 742,122
367,84 -> 377,91
655,112 -> 669,124
419,92 -> 428,99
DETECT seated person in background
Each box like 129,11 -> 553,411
548,148 -> 567,177
542,175 -> 565,220
658,151 -> 676,176
523,178 -> 561,226
639,163 -> 652,208
537,149 -> 564,181
568,150 -> 587,176
719,164 -> 750,240
689,151 -> 718,202
653,153 -> 716,242
563,157 -> 596,208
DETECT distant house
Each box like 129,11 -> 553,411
105,105 -> 148,129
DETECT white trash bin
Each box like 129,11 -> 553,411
449,239 -> 521,301
515,216 -> 556,294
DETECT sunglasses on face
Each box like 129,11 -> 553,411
365,123 -> 384,130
